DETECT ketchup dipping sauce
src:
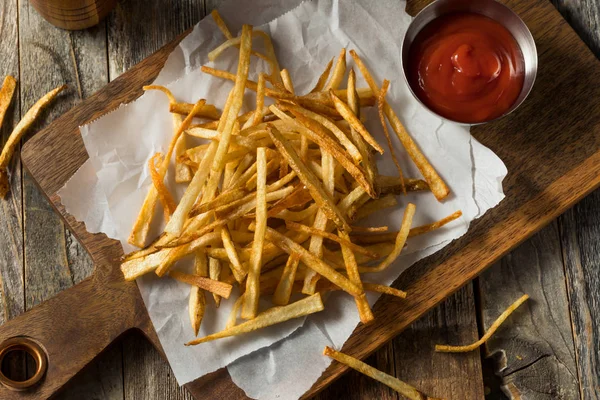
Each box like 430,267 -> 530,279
407,12 -> 525,124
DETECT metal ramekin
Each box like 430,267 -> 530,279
401,0 -> 538,125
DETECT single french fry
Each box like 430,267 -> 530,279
189,251 -> 208,336
220,227 -> 247,283
280,69 -> 295,94
310,57 -> 334,93
324,347 -> 442,400
351,210 -> 462,244
189,188 -> 247,218
226,294 -> 245,329
272,253 -> 301,306
242,147 -> 268,319
170,270 -> 232,299
363,283 -> 407,299
0,84 -> 66,198
211,10 -> 233,39
436,294 -> 530,353
350,50 -> 449,201
208,257 -> 223,307
187,293 -> 324,345
325,48 -> 347,90
148,153 -> 177,221
377,175 -> 430,195
352,195 -> 398,221
169,102 -> 221,120
330,90 -> 384,154
0,76 -> 16,130
378,79 -> 405,194
358,204 -> 415,273
251,73 -> 267,127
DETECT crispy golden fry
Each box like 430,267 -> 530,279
409,210 -> 462,237
280,69 -> 295,94
129,98 -> 207,247
324,347 -> 442,400
350,226 -> 389,233
226,294 -> 245,329
285,221 -> 380,259
272,253 -> 301,306
325,48 -> 347,90
187,293 -> 324,345
267,124 -> 350,231
330,90 -> 384,154
170,270 -> 232,299
340,227 -> 374,323
220,227 -> 247,283
271,106 -> 375,198
251,73 -> 267,127
436,294 -> 529,353
378,79 -> 405,194
265,186 -> 312,218
310,57 -> 334,93
358,204 -> 415,274
189,251 -> 208,336
148,153 -> 177,221
350,50 -> 449,201
242,147 -> 268,320
211,10 -> 233,39
0,84 -> 65,198
0,76 -> 16,130
265,227 -> 362,296
208,34 -> 274,75
273,203 -> 319,222
351,210 -> 462,244
362,283 -> 407,299
208,257 -> 223,307
169,102 -> 221,120
189,187 -> 247,218
377,175 -> 430,194
186,127 -> 259,149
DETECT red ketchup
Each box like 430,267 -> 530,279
407,12 -> 525,123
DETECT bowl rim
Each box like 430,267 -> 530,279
400,0 -> 538,126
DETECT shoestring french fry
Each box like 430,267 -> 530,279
0,83 -> 65,198
324,347 -> 442,400
378,79 -> 406,194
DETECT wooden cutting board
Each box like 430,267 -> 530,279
0,0 -> 598,398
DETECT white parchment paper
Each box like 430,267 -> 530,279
58,0 -> 507,398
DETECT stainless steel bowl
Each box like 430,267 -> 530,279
401,0 -> 538,125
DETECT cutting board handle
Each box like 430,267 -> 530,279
0,265 -> 145,398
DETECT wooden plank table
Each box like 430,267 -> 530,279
0,0 -> 597,399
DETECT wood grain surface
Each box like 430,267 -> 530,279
0,0 -> 597,399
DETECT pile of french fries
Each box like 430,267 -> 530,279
120,11 -> 461,346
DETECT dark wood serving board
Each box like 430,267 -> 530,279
0,0 -> 598,398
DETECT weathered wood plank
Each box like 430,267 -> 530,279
550,0 -> 600,56
315,341 -> 399,400
0,0 -> 26,383
479,222 -> 579,399
17,4 -> 122,398
105,1 -> 203,398
392,284 -> 484,399
559,192 -> 600,400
